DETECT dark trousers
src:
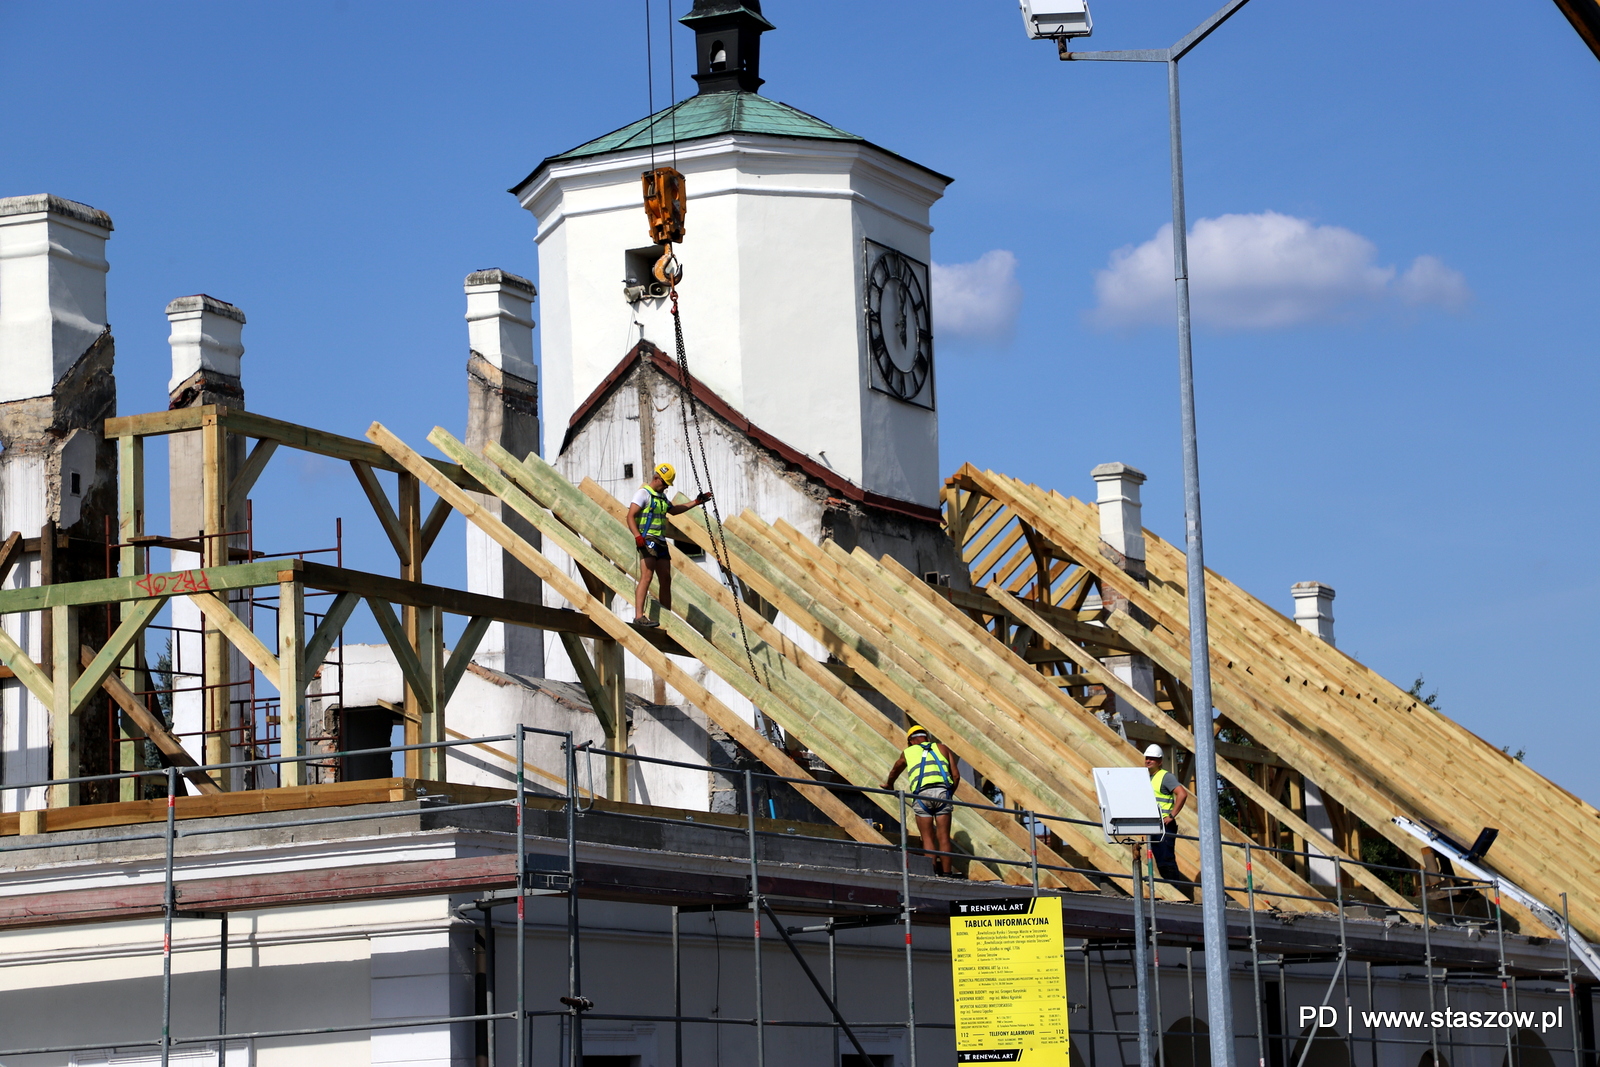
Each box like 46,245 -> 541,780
1150,821 -> 1185,884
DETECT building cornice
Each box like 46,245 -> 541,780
520,134 -> 948,241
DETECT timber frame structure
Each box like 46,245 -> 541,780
1,405 -> 1598,1063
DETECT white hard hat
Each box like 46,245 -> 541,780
1143,744 -> 1164,759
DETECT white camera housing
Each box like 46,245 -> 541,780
1092,766 -> 1164,841
1019,0 -> 1093,40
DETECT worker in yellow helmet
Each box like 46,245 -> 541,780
627,461 -> 711,627
882,725 -> 960,878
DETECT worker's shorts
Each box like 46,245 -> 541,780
912,785 -> 954,818
639,536 -> 671,560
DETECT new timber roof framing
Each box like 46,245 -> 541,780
370,423 -> 1330,910
945,464 -> 1600,946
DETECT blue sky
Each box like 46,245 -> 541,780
4,2 -> 1596,802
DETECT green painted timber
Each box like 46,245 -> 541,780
0,560 -> 291,614
425,430 -> 928,850
486,444 -> 1062,884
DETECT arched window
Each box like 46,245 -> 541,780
1164,1017 -> 1210,1067
1417,1050 -> 1450,1067
709,41 -> 727,71
1290,1024 -> 1350,1067
1501,1028 -> 1556,1067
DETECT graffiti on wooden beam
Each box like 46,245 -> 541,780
135,569 -> 213,597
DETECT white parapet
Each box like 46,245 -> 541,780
0,194 -> 112,403
166,294 -> 245,393
465,268 -> 537,383
1091,462 -> 1147,564
1291,581 -> 1336,646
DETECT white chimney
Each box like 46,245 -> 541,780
463,269 -> 542,679
1291,580 -> 1339,884
166,295 -> 246,394
0,195 -> 112,403
1291,582 -> 1336,646
1090,463 -> 1155,733
464,269 -> 536,383
1091,462 -> 1147,565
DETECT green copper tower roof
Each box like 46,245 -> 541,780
512,91 -> 950,194
555,92 -> 859,159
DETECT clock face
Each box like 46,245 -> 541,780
865,245 -> 934,407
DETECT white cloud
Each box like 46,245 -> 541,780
933,249 -> 1023,343
1395,254 -> 1472,310
1091,211 -> 1471,330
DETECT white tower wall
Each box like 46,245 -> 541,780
521,134 -> 947,507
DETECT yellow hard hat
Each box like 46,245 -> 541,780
653,462 -> 676,486
907,725 -> 930,739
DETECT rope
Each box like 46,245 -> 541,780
667,0 -> 678,170
644,0 -> 656,171
668,287 -> 771,710
648,1 -> 774,742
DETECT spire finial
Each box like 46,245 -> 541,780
679,1 -> 775,95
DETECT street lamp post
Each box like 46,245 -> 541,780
1022,4 -> 1255,1067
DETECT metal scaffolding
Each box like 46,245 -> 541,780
0,733 -> 1593,1067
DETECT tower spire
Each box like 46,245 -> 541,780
679,0 -> 775,95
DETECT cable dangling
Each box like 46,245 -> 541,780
667,282 -> 768,696
638,112 -> 771,731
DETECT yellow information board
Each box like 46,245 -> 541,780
950,896 -> 1069,1064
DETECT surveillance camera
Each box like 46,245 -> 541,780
1020,0 -> 1092,40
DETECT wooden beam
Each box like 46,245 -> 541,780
105,405 -> 481,490
70,597 -> 167,715
188,592 -> 280,680
200,413 -> 229,774
498,447 -> 1041,876
0,623 -> 52,705
369,421 -> 890,849
83,646 -> 223,795
227,438 -> 278,516
992,586 -> 1413,911
946,588 -> 1129,651
440,616 -> 492,708
416,604 -> 444,781
823,531 -> 1289,903
558,632 -> 613,736
350,461 -> 411,567
595,634 -> 627,802
575,477 -> 1075,885
365,598 -> 432,716
117,433 -> 147,801
304,590 -> 360,678
278,577 -> 307,788
0,561 -> 687,656
0,532 -> 21,587
702,508 -> 1140,891
399,469 -> 424,778
419,496 -> 453,560
50,605 -> 79,807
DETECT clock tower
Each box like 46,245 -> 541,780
512,0 -> 952,513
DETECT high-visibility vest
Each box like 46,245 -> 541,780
638,486 -> 669,538
1152,770 -> 1178,820
903,743 -> 953,791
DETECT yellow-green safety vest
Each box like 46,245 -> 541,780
1152,770 -> 1178,820
638,486 -> 669,538
903,743 -> 953,791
